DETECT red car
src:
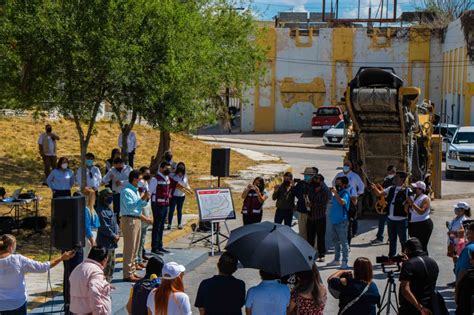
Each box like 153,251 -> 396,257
312,106 -> 343,136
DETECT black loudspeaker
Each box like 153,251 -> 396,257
0,217 -> 15,234
20,216 -> 47,230
52,196 -> 85,250
211,148 -> 230,177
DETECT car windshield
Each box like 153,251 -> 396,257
434,126 -> 457,138
453,132 -> 474,144
335,121 -> 345,129
316,108 -> 340,116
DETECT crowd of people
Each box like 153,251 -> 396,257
0,123 -> 473,314
240,161 -> 474,314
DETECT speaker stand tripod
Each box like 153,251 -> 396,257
190,220 -> 230,256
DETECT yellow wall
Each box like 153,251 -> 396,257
254,27 -> 276,133
331,28 -> 354,105
408,29 -> 431,99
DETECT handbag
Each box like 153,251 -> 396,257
417,257 -> 448,315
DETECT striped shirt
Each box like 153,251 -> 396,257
308,182 -> 331,220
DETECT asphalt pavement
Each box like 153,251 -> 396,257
177,138 -> 472,314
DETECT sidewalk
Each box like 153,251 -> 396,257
194,133 -> 324,149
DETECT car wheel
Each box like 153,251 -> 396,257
445,170 -> 454,179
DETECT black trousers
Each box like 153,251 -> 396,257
274,208 -> 293,226
243,213 -> 262,225
52,190 -> 71,198
306,218 -> 326,258
408,218 -> 434,254
63,247 -> 84,314
128,149 -> 135,168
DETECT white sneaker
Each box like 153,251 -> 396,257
178,224 -> 183,230
326,260 -> 341,267
340,262 -> 350,269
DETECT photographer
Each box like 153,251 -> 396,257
328,257 -> 380,314
398,238 -> 440,315
241,177 -> 268,225
272,172 -> 296,227
371,171 -> 411,259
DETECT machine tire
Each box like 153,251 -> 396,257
445,170 -> 454,179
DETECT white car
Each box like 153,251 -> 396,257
446,126 -> 474,179
323,121 -> 345,147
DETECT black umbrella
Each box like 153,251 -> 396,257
225,221 -> 316,277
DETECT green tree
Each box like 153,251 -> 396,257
140,0 -> 264,172
0,0 -> 139,188
421,0 -> 473,23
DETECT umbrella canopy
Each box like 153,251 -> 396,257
225,221 -> 316,277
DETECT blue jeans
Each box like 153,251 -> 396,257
151,203 -> 168,251
0,303 -> 26,315
387,218 -> 408,257
168,196 -> 185,226
274,209 -> 293,227
331,221 -> 349,263
376,214 -> 388,241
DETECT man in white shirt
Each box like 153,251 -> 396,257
102,158 -> 132,221
118,125 -> 137,168
332,160 -> 365,243
371,171 -> 411,258
38,124 -> 60,183
76,152 -> 102,211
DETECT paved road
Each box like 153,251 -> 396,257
177,142 -> 467,314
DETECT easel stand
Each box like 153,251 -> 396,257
190,220 -> 230,256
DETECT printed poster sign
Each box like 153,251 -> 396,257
195,188 -> 236,222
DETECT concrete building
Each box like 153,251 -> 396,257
242,11 -> 474,133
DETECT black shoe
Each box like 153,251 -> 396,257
142,254 -> 151,261
159,248 -> 170,254
151,249 -> 164,256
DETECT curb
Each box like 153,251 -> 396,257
194,135 -> 321,149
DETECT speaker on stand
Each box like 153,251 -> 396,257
211,148 -> 230,187
52,195 -> 86,314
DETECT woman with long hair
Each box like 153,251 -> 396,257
241,177 -> 268,225
0,234 -> 74,314
289,264 -> 327,314
328,257 -> 380,315
146,262 -> 192,315
168,162 -> 190,230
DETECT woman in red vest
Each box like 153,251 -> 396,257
241,177 -> 268,225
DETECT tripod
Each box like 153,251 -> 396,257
378,264 -> 400,315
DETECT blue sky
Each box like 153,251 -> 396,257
239,0 -> 421,20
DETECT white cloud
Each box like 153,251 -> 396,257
272,0 -> 309,12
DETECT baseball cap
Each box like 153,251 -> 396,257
302,167 -> 318,175
411,181 -> 426,191
162,262 -> 185,280
453,201 -> 470,210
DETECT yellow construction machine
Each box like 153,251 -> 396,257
344,67 -> 442,215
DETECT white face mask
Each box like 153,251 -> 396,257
61,163 -> 68,169
387,174 -> 395,179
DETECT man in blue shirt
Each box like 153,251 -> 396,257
120,170 -> 152,282
245,270 -> 290,315
455,222 -> 474,283
327,176 -> 351,269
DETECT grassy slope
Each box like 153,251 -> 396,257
0,116 -> 255,259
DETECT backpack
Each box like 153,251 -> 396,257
131,277 -> 161,315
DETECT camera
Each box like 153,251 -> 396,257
376,255 -> 404,264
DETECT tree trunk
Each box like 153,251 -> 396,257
72,100 -> 102,190
150,129 -> 171,174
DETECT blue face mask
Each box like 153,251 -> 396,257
343,166 -> 350,173
85,159 -> 94,167
304,175 -> 312,182
105,196 -> 113,205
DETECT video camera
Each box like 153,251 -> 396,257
376,255 -> 404,264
